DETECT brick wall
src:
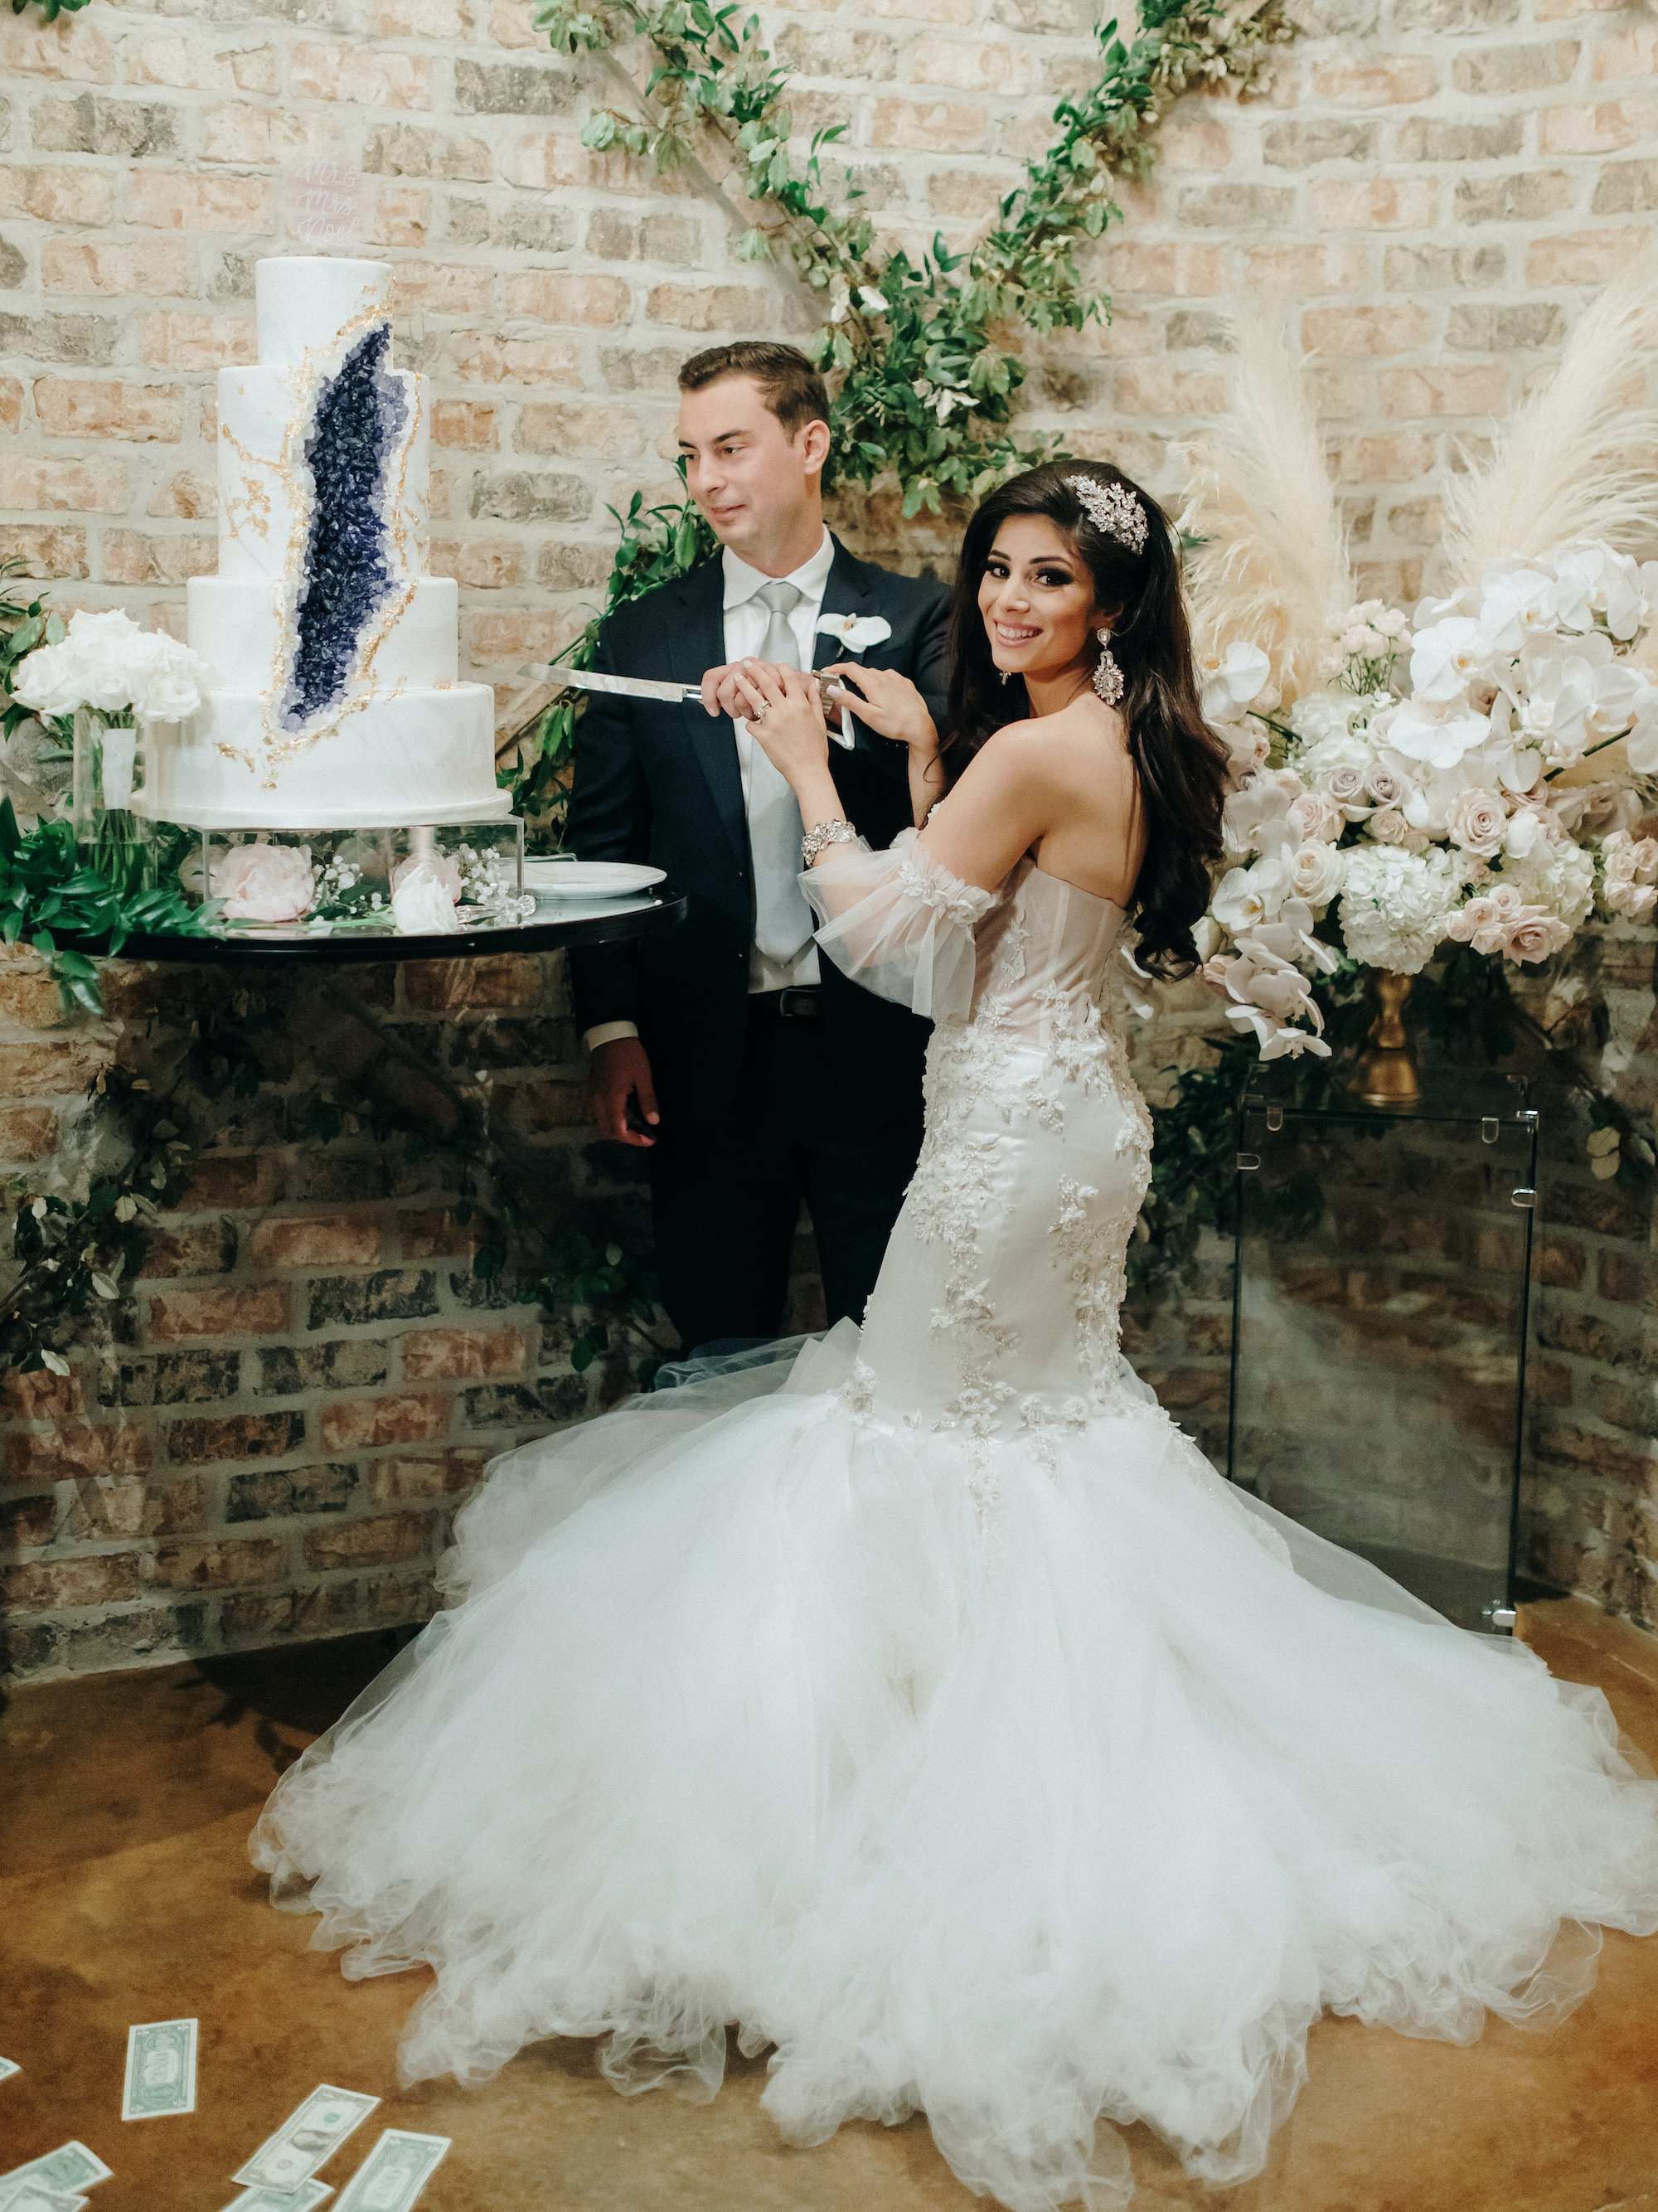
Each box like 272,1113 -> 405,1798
3,0 -> 1658,1676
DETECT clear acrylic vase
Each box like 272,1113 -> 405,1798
72,706 -> 153,896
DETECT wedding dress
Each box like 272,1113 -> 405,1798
253,832 -> 1658,2212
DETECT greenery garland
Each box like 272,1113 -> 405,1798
509,0 -> 1296,823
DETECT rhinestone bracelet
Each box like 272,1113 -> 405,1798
802,817 -> 858,865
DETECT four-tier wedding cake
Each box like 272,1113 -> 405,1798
138,256 -> 510,830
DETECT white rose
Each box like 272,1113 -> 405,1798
11,641 -> 84,719
390,859 -> 462,934
390,850 -> 463,901
211,842 -> 316,923
1445,788 -> 1508,857
1505,909 -> 1572,963
1287,840 -> 1345,907
128,635 -> 209,722
1287,789 -> 1343,843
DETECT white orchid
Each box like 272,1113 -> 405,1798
1385,691 -> 1492,770
816,612 -> 893,653
1199,640 -> 1273,725
1408,617 -> 1495,704
1212,855 -> 1289,935
1475,564 -> 1556,655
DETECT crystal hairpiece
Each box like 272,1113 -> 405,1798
1066,473 -> 1147,554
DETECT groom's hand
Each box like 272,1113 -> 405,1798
589,1036 -> 660,1148
701,658 -> 793,721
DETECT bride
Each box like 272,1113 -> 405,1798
253,462 -> 1658,2212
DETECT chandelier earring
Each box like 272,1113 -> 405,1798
1093,628 -> 1124,707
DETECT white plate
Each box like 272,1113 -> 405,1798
524,861 -> 667,897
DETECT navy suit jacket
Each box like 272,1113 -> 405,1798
565,535 -> 952,1133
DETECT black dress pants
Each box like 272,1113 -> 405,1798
647,996 -> 924,1352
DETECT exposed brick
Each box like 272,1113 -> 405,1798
148,1283 -> 290,1340
226,1463 -> 358,1521
152,1535 -> 287,1589
0,163 -> 117,225
33,376 -> 186,441
1525,230 -> 1649,287
364,1447 -> 489,1503
256,1339 -> 391,1395
32,93 -> 180,159
306,1269 -> 439,1328
460,1376 -> 589,1428
134,1220 -> 238,1278
3,1554 -> 143,1611
318,1391 -> 453,1448
292,41 -> 432,106
1311,55 -> 1439,103
400,1326 -> 531,1380
245,1212 -> 385,1269
127,170 -> 274,232
1379,364 -> 1510,417
302,1510 -> 434,1569
165,1410 -> 307,1465
5,1420 -> 152,1482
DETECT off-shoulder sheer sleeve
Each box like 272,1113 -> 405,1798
801,827 -> 1000,1025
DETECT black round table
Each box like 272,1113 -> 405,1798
57,885 -> 687,966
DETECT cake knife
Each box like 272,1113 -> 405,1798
548,665 -> 857,743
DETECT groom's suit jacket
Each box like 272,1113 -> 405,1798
566,536 -> 952,1133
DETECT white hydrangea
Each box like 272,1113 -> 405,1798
1287,690 -> 1361,746
1337,845 -> 1462,975
1495,838 -> 1595,929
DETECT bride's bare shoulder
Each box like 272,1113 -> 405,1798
975,698 -> 1127,783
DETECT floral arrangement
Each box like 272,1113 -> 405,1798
1180,279 -> 1658,1060
12,607 -> 207,732
205,837 -> 535,935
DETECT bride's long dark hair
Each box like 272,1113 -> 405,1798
942,460 -> 1229,981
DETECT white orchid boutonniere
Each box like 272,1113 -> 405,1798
816,613 -> 891,653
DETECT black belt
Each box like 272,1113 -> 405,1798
749,987 -> 824,1022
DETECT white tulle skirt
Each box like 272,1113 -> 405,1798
252,1325 -> 1658,2212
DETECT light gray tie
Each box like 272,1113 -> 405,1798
746,578 -> 817,965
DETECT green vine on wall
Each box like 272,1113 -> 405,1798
509,0 -> 1296,825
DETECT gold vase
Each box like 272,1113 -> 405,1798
1347,970 -> 1420,1107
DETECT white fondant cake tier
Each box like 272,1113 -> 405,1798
256,256 -> 395,367
138,686 -> 511,831
216,363 -> 429,585
188,575 -> 458,692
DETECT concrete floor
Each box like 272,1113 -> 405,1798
2,1599 -> 1656,2212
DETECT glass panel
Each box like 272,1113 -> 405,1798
1228,1065 -> 1537,1633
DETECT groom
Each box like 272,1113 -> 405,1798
567,342 -> 951,1352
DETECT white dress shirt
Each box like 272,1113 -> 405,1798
584,527 -> 840,1055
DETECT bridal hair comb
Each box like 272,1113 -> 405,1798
1066,473 -> 1147,555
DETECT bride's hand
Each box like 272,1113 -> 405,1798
735,660 -> 829,789
824,664 -> 938,756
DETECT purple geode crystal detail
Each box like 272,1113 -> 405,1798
279,322 -> 408,733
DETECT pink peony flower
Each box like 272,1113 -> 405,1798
210,842 -> 315,923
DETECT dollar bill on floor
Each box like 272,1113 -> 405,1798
216,2183 -> 334,2212
0,2146 -> 112,2198
234,2087 -> 379,2192
0,2058 -> 19,2083
331,2132 -> 449,2212
122,2018 -> 197,2121
0,2185 -> 89,2212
